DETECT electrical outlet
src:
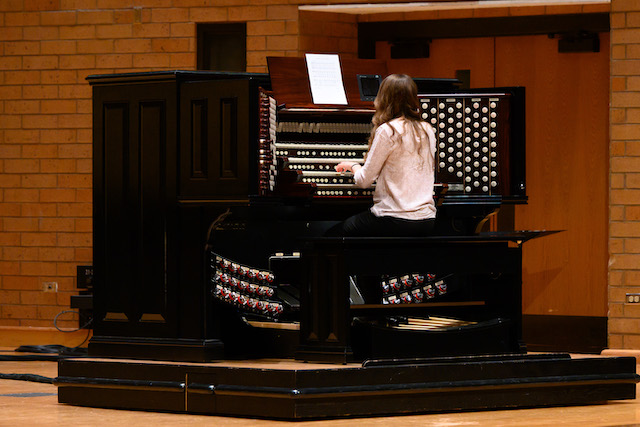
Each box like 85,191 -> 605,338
626,293 -> 640,303
42,282 -> 58,292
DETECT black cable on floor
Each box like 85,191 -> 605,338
0,373 -> 54,384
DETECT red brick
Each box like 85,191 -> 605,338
75,247 -> 93,261
612,124 -> 640,140
5,12 -> 42,26
0,204 -> 21,217
58,174 -> 91,188
4,159 -> 40,174
626,206 -> 640,220
59,84 -> 91,99
22,114 -> 59,129
21,174 -> 58,188
4,41 -> 41,56
59,25 -> 97,40
248,20 -> 285,36
114,38 -> 152,53
3,247 -> 40,261
0,85 -> 21,99
611,221 -> 640,238
612,0 -> 640,12
76,159 -> 93,174
0,232 -> 21,246
57,202 -> 92,217
96,54 -> 133,68
1,275 -> 40,290
5,100 -> 39,115
627,141 -> 640,156
40,188 -> 76,203
0,0 -> 23,12
20,261 -> 58,276
133,53 -> 171,68
151,38 -> 190,52
582,3 -> 610,13
56,114 -> 91,129
4,130 -> 40,144
0,57 -> 23,71
77,39 -> 115,54
41,70 -> 78,84
22,85 -> 59,100
0,290 -> 21,304
21,145 -> 58,159
23,26 -> 60,41
58,233 -> 92,247
0,27 -> 23,42
626,44 -> 640,59
189,7 -> 227,21
612,157 -> 640,173
4,70 -> 40,85
77,10 -> 114,25
57,261 -> 81,276
108,9 -> 131,23
266,5 -> 296,20
20,290 -> 59,305
41,10 -> 78,26
40,159 -> 77,173
170,22 -> 195,38
2,305 -> 38,320
438,8 -> 475,19
0,174 -> 21,188
3,218 -> 39,232
22,203 -> 57,217
229,6 -> 267,21
39,218 -> 75,232
60,55 -> 96,69
170,53 -> 195,68
20,232 -> 57,247
39,247 -> 76,261
75,189 -> 92,202
58,144 -> 91,158
0,115 -> 22,129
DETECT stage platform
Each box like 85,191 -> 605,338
57,353 -> 639,420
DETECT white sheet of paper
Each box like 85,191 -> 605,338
305,53 -> 348,105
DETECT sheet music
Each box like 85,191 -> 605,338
305,53 -> 348,105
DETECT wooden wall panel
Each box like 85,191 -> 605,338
377,38 -> 495,87
377,33 -> 609,318
495,34 -> 610,317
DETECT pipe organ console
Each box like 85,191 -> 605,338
87,59 -> 528,362
64,59 -> 637,420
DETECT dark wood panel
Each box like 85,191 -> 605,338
92,82 -> 178,338
267,56 -> 388,108
179,80 -> 252,198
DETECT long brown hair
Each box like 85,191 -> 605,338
368,74 -> 433,167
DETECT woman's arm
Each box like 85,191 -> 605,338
335,125 -> 393,187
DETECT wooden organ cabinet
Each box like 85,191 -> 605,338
57,58 -> 638,420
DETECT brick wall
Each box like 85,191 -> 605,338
0,0 -> 303,329
609,0 -> 640,349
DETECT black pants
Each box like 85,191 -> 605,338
328,210 -> 436,237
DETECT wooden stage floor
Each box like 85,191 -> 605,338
2,349 -> 640,426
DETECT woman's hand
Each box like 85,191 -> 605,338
335,162 -> 360,173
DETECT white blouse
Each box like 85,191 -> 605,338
354,117 -> 436,220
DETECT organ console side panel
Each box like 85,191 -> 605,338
92,81 -> 178,338
88,71 -> 269,361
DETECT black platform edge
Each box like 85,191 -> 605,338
88,336 -> 224,363
56,354 -> 639,420
523,314 -> 608,354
